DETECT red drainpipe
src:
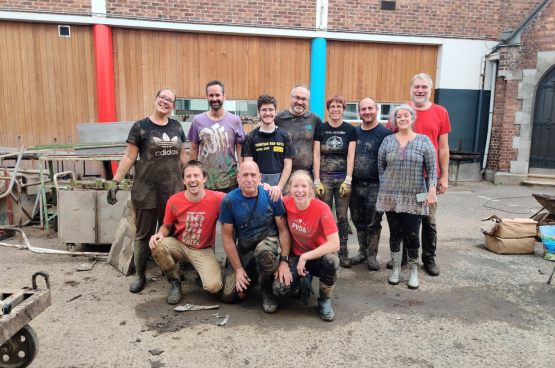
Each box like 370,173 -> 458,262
93,25 -> 119,176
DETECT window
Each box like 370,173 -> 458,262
175,98 -> 258,118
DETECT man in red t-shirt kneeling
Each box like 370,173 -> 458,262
149,161 -> 226,305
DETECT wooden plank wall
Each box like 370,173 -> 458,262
325,41 -> 438,120
0,21 -> 97,149
113,29 -> 312,121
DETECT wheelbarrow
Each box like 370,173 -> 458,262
0,272 -> 51,368
531,194 -> 555,284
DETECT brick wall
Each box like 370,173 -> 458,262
489,0 -> 555,172
0,0 -> 90,13
106,0 -> 316,28
1,0 -> 542,38
327,0 -> 543,39
499,0 -> 544,32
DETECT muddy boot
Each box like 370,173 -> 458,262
408,257 -> 419,290
388,251 -> 402,285
350,230 -> 368,265
260,284 -> 278,314
366,232 -> 380,271
317,282 -> 335,322
130,241 -> 150,293
163,265 -> 182,305
386,245 -> 408,269
339,243 -> 352,268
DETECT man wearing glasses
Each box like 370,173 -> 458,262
241,94 -> 295,195
274,84 -> 322,191
188,80 -> 245,194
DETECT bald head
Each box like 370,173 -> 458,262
238,161 -> 261,197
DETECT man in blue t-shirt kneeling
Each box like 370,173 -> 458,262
219,161 -> 292,313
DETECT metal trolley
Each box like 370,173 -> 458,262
0,272 -> 51,368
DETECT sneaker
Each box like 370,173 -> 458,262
424,261 -> 440,276
339,256 -> 352,268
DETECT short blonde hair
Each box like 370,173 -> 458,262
288,170 -> 315,198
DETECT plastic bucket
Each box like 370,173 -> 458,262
539,225 -> 555,261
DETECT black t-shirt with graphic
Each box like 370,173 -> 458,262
241,127 -> 295,174
314,121 -> 358,174
275,110 -> 322,172
126,117 -> 186,209
353,123 -> 394,182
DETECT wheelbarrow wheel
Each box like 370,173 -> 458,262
0,324 -> 39,368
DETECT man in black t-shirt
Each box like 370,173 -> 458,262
274,84 -> 322,181
349,97 -> 393,271
242,95 -> 295,194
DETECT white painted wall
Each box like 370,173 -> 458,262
435,39 -> 498,90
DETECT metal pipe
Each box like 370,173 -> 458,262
0,226 -> 108,257
482,61 -> 498,170
474,56 -> 487,155
0,147 -> 25,199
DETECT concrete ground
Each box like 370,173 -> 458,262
1,181 -> 555,368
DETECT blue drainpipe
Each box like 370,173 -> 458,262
310,38 -> 327,120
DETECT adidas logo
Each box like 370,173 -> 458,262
153,133 -> 179,148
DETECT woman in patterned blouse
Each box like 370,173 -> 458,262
376,104 -> 437,289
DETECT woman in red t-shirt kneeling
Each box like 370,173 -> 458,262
272,170 -> 340,322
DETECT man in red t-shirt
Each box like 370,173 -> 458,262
149,161 -> 226,305
386,74 -> 450,277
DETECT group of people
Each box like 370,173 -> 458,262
106,73 -> 451,322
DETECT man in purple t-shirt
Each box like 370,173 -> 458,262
188,80 -> 245,193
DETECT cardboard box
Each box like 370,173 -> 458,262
484,234 -> 535,254
481,215 -> 537,239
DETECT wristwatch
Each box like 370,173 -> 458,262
279,255 -> 290,264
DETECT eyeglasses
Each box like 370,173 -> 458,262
260,108 -> 276,113
158,95 -> 175,104
292,95 -> 309,102
329,105 -> 344,110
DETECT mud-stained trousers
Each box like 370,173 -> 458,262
273,253 -> 339,296
349,182 -> 383,254
421,186 -> 438,265
221,236 -> 281,303
151,237 -> 222,293
385,212 -> 423,259
321,178 -> 351,250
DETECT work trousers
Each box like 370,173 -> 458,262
321,177 -> 350,245
385,212 -> 423,260
273,253 -> 339,296
349,182 -> 383,234
421,186 -> 438,264
221,236 -> 281,303
151,237 -> 222,293
134,206 -> 166,242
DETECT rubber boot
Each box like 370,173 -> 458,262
350,230 -> 368,265
317,282 -> 335,322
388,251 -> 402,285
339,242 -> 352,268
260,283 -> 278,314
366,232 -> 380,271
408,257 -> 419,290
386,244 -> 408,269
130,241 -> 150,293
163,265 -> 182,305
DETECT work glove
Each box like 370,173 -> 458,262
299,273 -> 314,306
339,176 -> 352,197
106,180 -> 120,205
314,179 -> 324,198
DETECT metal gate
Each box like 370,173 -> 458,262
530,67 -> 555,169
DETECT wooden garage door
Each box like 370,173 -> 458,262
113,29 -> 312,122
